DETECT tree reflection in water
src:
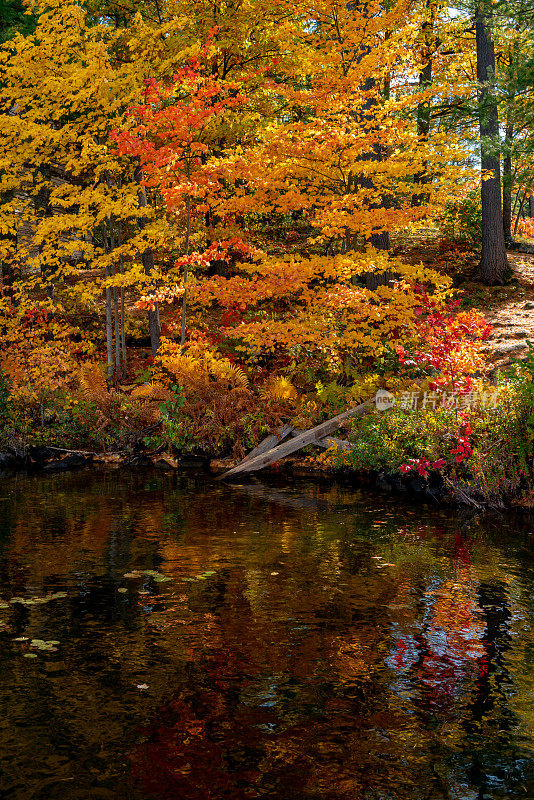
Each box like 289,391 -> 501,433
0,470 -> 533,799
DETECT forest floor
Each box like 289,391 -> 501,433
393,234 -> 534,372
478,251 -> 534,369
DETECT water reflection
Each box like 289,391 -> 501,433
0,469 -> 533,799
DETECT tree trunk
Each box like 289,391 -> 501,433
108,220 -> 121,377
0,199 -> 17,300
119,256 -> 127,371
529,194 -> 534,219
411,56 -> 432,207
0,256 -> 15,300
180,193 -> 191,348
347,1 -> 390,284
134,166 -> 161,359
475,1 -> 509,284
514,190 -> 527,237
412,0 -> 437,207
105,263 -> 113,380
116,221 -> 127,371
357,74 -> 390,288
502,120 -> 514,245
113,270 -> 120,375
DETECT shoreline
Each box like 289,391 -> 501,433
0,444 -> 526,511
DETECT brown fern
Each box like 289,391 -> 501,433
131,382 -> 174,402
129,382 -> 175,424
79,364 -> 112,413
209,360 -> 249,389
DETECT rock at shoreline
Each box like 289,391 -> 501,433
494,341 -> 528,354
0,452 -> 15,469
42,453 -> 89,471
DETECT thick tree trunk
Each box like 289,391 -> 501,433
475,1 -> 509,284
529,194 -> 534,219
134,166 -> 161,359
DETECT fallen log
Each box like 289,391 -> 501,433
219,400 -> 371,480
242,424 -> 294,463
290,429 -> 355,451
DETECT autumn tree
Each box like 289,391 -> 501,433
0,1 -> 180,378
113,65 -> 249,346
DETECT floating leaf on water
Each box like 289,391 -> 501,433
10,597 -> 24,603
0,602 -> 9,609
181,578 -> 195,582
203,571 -> 216,577
270,572 -> 279,576
13,636 -> 28,641
30,639 -> 57,651
136,683 -> 149,690
48,641 -> 60,645
195,575 -> 207,580
50,592 -> 67,599
138,570 -> 171,582
124,572 -> 141,579
23,653 -> 38,659
117,587 -> 128,593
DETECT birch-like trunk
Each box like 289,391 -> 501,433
120,255 -> 127,370
105,261 -> 113,380
135,166 -> 161,359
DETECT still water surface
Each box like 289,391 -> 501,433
1,469 -> 534,800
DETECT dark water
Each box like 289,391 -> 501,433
1,470 -> 534,800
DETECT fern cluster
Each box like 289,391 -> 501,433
78,364 -> 178,428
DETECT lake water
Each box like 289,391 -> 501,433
0,468 -> 534,799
